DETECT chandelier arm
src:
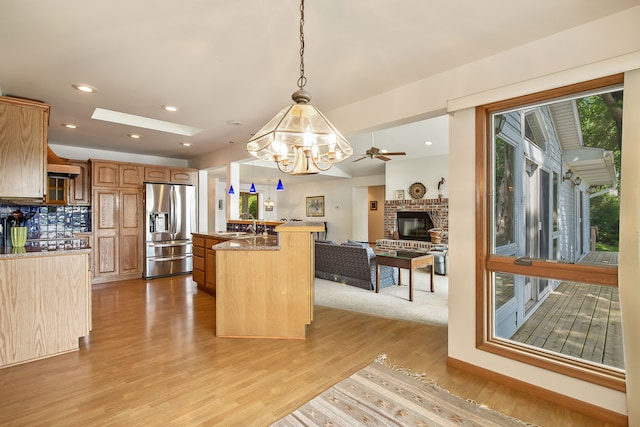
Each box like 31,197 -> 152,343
276,161 -> 295,174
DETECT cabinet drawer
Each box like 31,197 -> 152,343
192,268 -> 205,284
192,235 -> 205,248
193,246 -> 205,257
193,256 -> 205,271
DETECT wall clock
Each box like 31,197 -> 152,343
409,182 -> 427,199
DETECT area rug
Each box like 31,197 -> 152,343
272,355 -> 536,427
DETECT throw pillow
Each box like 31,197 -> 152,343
347,239 -> 368,248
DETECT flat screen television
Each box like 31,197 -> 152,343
397,211 -> 434,241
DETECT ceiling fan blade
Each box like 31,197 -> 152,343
352,156 -> 367,162
376,155 -> 391,161
383,152 -> 406,156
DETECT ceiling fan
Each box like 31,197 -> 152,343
352,134 -> 406,162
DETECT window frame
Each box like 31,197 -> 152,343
475,74 -> 624,391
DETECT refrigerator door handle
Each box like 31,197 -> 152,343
148,241 -> 190,248
149,255 -> 190,262
170,187 -> 176,236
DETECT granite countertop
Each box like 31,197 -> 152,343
0,246 -> 92,259
213,235 -> 279,251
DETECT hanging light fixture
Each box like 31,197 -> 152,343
228,141 -> 236,194
276,179 -> 284,191
249,161 -> 257,194
264,180 -> 275,210
246,0 -> 352,175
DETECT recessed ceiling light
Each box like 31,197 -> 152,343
72,83 -> 98,93
162,105 -> 178,112
227,120 -> 242,126
128,133 -> 142,139
181,142 -> 191,147
62,123 -> 78,129
424,141 -> 433,146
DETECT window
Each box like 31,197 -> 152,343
476,75 -> 624,391
238,192 -> 258,218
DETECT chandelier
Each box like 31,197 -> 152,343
246,0 -> 352,175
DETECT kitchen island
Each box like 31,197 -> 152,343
0,247 -> 92,368
214,222 -> 324,339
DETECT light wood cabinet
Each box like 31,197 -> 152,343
192,234 -> 225,295
205,237 -> 220,294
91,160 -> 142,188
215,222 -> 323,339
68,160 -> 91,205
144,166 -> 197,185
0,96 -> 49,200
0,252 -> 91,368
192,235 -> 206,288
170,168 -> 196,185
91,161 -> 144,283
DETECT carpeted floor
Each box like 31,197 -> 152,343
314,268 -> 448,326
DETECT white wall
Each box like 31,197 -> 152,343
277,175 -> 384,243
385,154 -> 449,201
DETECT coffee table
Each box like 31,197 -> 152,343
375,250 -> 434,301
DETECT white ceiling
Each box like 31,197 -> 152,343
1,1 -> 638,182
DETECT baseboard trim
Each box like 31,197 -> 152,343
446,356 -> 628,426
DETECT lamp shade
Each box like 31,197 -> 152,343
276,179 -> 284,191
228,185 -> 235,195
247,101 -> 352,175
249,183 -> 256,194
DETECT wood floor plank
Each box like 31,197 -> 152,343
0,275 -> 619,426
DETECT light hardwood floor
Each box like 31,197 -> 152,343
0,275 -> 619,426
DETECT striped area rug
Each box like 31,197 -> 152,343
272,355 -> 536,426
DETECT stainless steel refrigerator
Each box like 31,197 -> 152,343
143,183 -> 196,279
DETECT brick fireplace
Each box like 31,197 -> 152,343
383,198 -> 449,244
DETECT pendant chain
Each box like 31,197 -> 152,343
297,0 -> 307,90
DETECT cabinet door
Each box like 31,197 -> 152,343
119,190 -> 143,274
93,189 -> 119,277
68,160 -> 91,205
144,166 -> 170,183
91,161 -> 119,187
170,168 -> 195,185
120,164 -> 143,188
0,97 -> 48,199
205,249 -> 216,293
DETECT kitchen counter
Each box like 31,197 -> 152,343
212,234 -> 279,251
0,246 -> 92,258
0,247 -> 92,369
215,221 -> 324,339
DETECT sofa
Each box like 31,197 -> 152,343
314,240 -> 399,290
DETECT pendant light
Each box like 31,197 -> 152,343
264,180 -> 275,210
276,179 -> 284,191
249,161 -> 256,194
228,141 -> 235,194
246,0 -> 352,175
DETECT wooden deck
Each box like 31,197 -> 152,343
577,250 -> 618,266
510,279 -> 624,369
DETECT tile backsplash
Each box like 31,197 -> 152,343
0,205 -> 91,249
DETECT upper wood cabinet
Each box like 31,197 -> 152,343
144,166 -> 197,185
68,160 -> 91,205
91,160 -> 143,188
0,96 -> 49,200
